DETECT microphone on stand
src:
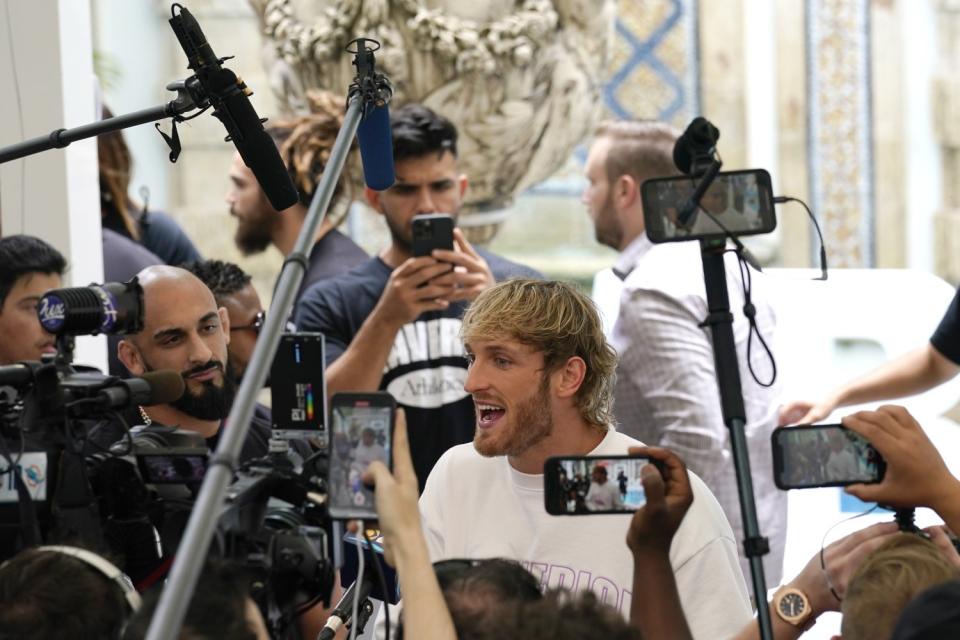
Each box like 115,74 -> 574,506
349,38 -> 395,191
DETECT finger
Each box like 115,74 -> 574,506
431,248 -> 480,269
362,460 -> 392,488
412,283 -> 457,302
798,408 -> 820,425
452,228 -> 480,258
640,463 -> 666,507
828,521 -> 899,556
407,262 -> 455,287
395,256 -> 440,277
841,414 -> 894,452
391,409 -> 419,488
629,445 -> 687,488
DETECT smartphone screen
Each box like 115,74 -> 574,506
544,456 -> 655,515
136,451 -> 208,485
271,333 -> 326,444
411,214 -> 455,257
642,169 -> 776,243
328,393 -> 395,520
772,424 -> 885,490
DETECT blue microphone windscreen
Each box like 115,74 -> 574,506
341,532 -> 400,604
357,105 -> 396,191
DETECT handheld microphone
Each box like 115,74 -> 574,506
168,4 -> 299,211
317,575 -> 375,640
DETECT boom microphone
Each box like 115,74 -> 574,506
357,105 -> 395,191
168,4 -> 299,211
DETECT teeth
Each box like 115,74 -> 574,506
476,404 -> 503,411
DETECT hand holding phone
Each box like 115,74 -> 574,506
625,445 -> 693,555
360,409 -> 421,567
328,393 -> 395,520
427,228 -> 496,303
772,423 -> 886,490
841,406 -> 960,513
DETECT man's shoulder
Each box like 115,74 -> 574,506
298,258 -> 386,306
475,247 -> 544,281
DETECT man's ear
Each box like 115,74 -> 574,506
218,307 -> 230,344
553,356 -> 587,400
118,339 -> 144,377
458,173 -> 468,199
365,186 -> 384,214
615,174 -> 640,209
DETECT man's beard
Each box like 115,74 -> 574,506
233,206 -> 276,256
474,374 -> 553,458
383,212 -> 413,254
145,357 -> 237,421
593,196 -> 623,250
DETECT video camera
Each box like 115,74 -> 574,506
0,278 -> 176,560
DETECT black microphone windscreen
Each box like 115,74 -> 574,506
140,370 -> 185,406
356,105 -> 395,191
673,117 -> 720,174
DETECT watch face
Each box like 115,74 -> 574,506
779,592 -> 806,618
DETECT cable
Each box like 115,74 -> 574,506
774,196 -> 828,280
732,250 -> 777,388
819,504 -> 880,602
363,527 -> 391,640
350,520 -> 364,640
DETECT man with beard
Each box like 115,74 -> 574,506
418,279 -> 751,640
225,90 -> 367,301
115,265 -> 269,460
581,120 -> 785,585
295,104 -> 540,488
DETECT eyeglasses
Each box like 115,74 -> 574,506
230,310 -> 265,336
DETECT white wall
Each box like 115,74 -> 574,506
0,0 -> 105,369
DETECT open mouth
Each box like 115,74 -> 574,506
476,402 -> 505,429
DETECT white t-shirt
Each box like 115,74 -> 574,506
419,429 -> 752,640
585,480 -> 623,511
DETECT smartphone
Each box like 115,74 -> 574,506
771,424 -> 886,490
411,214 -> 455,257
642,169 -> 776,243
328,392 -> 395,520
136,449 -> 209,485
544,455 -> 660,515
271,333 -> 326,444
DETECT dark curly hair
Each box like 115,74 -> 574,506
390,103 -> 458,162
181,260 -> 251,302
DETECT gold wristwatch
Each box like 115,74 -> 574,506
773,587 -> 814,630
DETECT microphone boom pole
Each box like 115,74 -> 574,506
144,44 -> 385,640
